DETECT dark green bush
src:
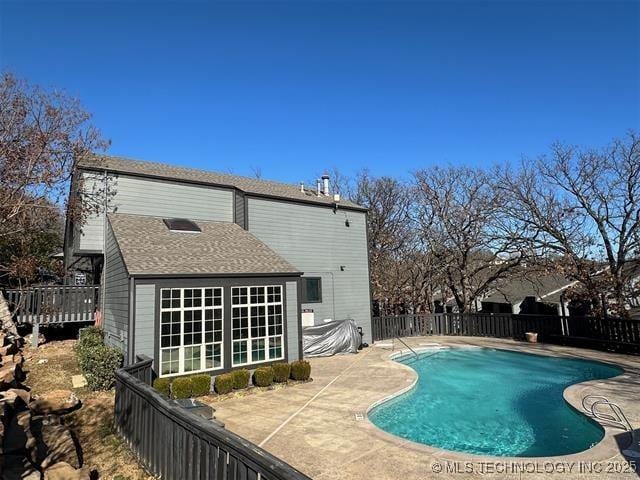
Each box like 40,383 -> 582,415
272,363 -> 291,383
190,374 -> 211,397
231,369 -> 250,389
153,378 -> 171,397
80,344 -> 123,390
253,367 -> 274,387
290,360 -> 311,381
74,326 -> 104,358
78,326 -> 104,344
172,377 -> 193,399
74,326 -> 123,391
214,373 -> 234,394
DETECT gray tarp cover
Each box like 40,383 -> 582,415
302,319 -> 361,357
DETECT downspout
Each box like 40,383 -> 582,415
128,276 -> 135,364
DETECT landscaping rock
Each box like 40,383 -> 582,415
0,342 -> 18,357
2,352 -> 25,367
3,410 -> 32,455
0,363 -> 24,389
24,333 -> 46,347
0,403 -> 5,465
44,461 -> 91,480
30,390 -> 80,415
1,453 -> 40,480
31,419 -> 81,470
0,293 -> 19,338
0,388 -> 31,408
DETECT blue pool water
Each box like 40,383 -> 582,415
368,348 -> 623,457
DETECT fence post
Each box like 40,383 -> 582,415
32,322 -> 39,347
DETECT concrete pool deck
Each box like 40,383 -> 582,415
204,337 -> 640,479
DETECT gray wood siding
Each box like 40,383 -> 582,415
104,221 -> 130,353
248,199 -> 372,343
134,284 -> 156,362
76,171 -> 234,252
286,281 -> 300,360
234,191 -> 246,229
75,172 -> 104,251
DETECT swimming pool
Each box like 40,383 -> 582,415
368,347 -> 623,457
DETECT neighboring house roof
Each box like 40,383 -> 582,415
79,154 -> 366,211
482,273 -> 575,305
621,258 -> 640,280
107,214 -> 301,277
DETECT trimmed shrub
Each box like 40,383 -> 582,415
172,377 -> 193,399
290,360 -> 311,381
74,326 -> 104,357
190,374 -> 212,397
153,378 -> 171,397
214,373 -> 234,395
253,367 -> 274,387
231,369 -> 250,390
78,326 -> 104,343
74,326 -> 123,391
272,362 -> 291,383
81,344 -> 123,390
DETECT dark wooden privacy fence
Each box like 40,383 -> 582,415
114,356 -> 311,480
4,285 -> 98,324
554,315 -> 640,354
372,313 -> 640,354
372,313 -> 562,341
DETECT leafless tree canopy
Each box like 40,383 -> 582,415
345,132 -> 638,317
0,72 -> 109,283
498,132 -> 640,315
348,171 -> 414,313
413,166 -> 527,313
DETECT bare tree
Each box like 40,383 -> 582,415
250,165 -> 263,179
499,132 -> 640,316
349,171 -> 414,314
413,166 -> 527,313
0,72 -> 109,283
396,247 -> 443,313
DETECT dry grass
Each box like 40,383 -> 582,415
23,340 -> 153,480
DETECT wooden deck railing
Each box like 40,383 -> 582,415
4,285 -> 99,324
372,313 -> 640,354
114,356 -> 311,480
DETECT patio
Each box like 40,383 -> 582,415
204,337 -> 640,479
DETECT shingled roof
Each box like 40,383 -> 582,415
80,154 -> 365,210
483,273 -> 575,305
107,214 -> 301,277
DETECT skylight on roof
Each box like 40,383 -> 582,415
163,218 -> 201,233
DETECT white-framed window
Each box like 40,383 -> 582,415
159,287 -> 223,376
231,285 -> 284,366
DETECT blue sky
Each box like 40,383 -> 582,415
1,0 -> 638,183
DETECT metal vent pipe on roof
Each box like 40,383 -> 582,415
322,174 -> 330,196
316,179 -> 322,196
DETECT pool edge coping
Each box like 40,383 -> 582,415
363,341 -> 634,464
